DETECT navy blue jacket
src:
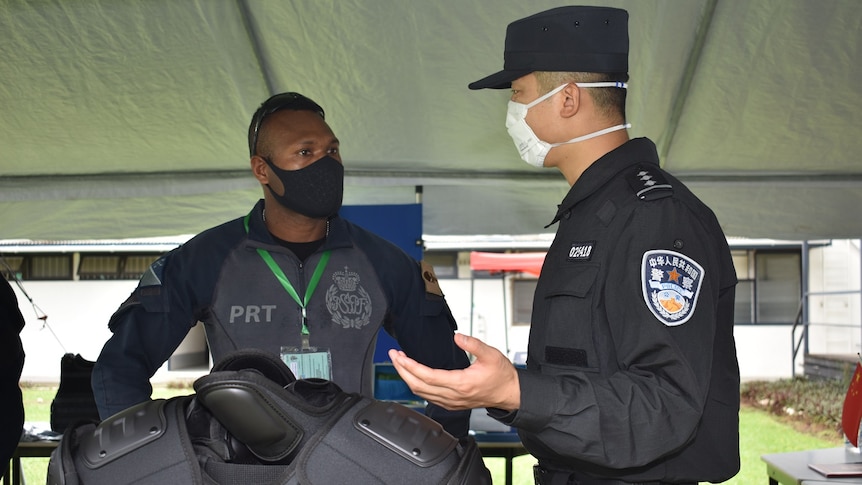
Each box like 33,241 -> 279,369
92,200 -> 471,437
491,138 -> 740,482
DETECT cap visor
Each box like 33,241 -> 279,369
468,69 -> 531,90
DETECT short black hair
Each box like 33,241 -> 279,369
247,92 -> 325,157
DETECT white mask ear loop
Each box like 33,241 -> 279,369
526,82 -> 628,107
550,123 -> 632,147
524,83 -> 569,109
574,81 -> 628,89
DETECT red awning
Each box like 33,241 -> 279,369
469,251 -> 546,277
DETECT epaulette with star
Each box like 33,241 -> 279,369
626,165 -> 673,201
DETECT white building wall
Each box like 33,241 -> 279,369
807,239 -> 861,356
733,326 -> 801,380
440,278 -> 530,360
14,281 -> 134,381
12,281 -> 188,383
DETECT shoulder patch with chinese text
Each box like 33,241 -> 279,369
641,250 -> 704,326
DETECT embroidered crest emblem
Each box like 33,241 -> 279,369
641,250 -> 704,326
325,266 -> 372,329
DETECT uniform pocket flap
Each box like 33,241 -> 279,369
544,263 -> 600,298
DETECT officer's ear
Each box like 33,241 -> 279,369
559,83 -> 581,119
251,155 -> 269,184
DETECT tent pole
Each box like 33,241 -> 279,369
469,275 -> 475,339
501,273 -> 509,357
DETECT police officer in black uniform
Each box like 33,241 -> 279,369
389,6 -> 740,484
1,276 -> 26,469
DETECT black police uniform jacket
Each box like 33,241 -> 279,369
0,277 -> 25,466
495,138 -> 740,483
92,199 -> 471,438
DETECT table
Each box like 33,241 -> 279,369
4,440 -> 59,485
762,447 -> 862,484
476,434 -> 529,485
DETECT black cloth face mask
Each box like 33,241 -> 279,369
265,155 -> 344,218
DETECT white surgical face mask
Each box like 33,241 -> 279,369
505,82 -> 631,167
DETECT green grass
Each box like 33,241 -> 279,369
729,406 -> 841,484
16,386 -> 844,484
479,405 -> 842,485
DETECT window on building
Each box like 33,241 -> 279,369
732,249 -> 801,324
1,252 -> 162,281
732,251 -> 754,323
423,251 -> 458,279
512,278 -> 537,326
78,253 -> 161,280
123,255 -> 160,279
78,255 -> 121,280
0,255 -> 24,280
734,280 -> 755,323
33,255 -> 73,279
756,251 -> 801,324
7,254 -> 74,280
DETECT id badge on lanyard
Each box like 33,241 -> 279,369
244,211 -> 334,381
280,346 -> 332,380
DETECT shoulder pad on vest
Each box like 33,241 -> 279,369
79,399 -> 168,468
355,400 -> 455,466
627,165 -> 673,201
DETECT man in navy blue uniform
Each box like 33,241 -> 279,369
93,92 -> 470,438
390,6 -> 740,483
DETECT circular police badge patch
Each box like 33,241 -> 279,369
641,250 -> 704,326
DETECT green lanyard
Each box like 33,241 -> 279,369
245,212 -> 331,348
